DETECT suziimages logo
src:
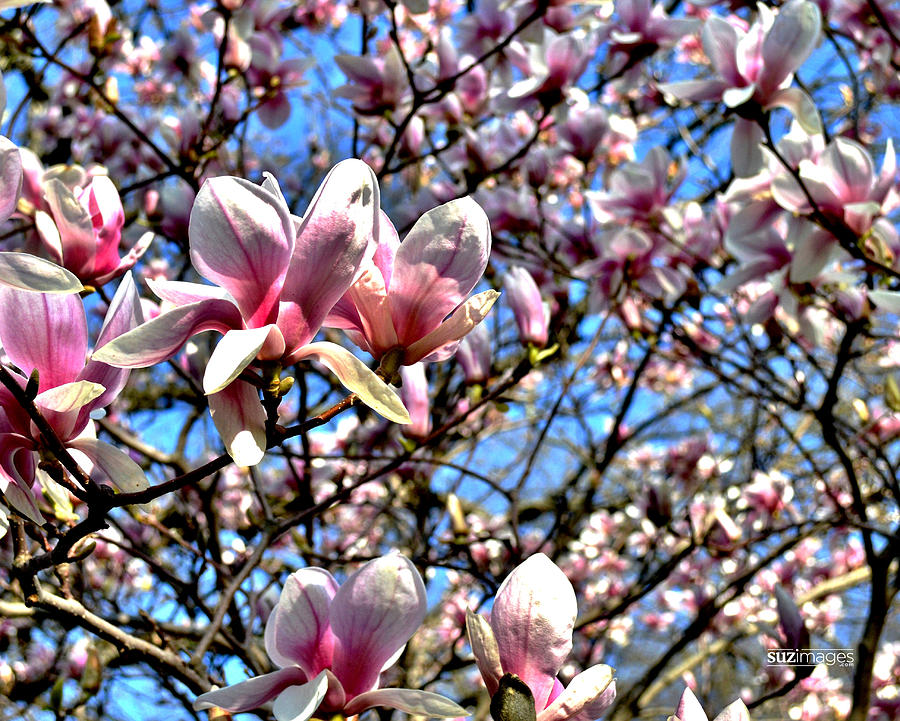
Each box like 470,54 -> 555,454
766,649 -> 855,667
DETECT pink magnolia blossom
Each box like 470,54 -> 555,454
325,197 -> 498,369
503,266 -> 549,347
770,136 -> 898,239
400,363 -> 431,441
466,553 -> 616,721
0,76 -> 82,294
669,687 -> 750,721
0,274 -> 147,523
18,157 -> 152,288
660,1 -> 823,174
93,160 -> 409,466
456,322 -> 492,385
606,0 -> 700,76
193,554 -> 466,721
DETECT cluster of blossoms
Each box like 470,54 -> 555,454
191,551 -> 748,721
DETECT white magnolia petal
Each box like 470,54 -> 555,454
34,381 -> 105,414
0,252 -> 83,293
208,380 -> 267,466
345,688 -> 467,718
466,609 -> 503,696
869,290 -> 900,313
293,342 -> 410,424
272,671 -> 329,721
203,325 -> 273,394
67,438 -> 150,492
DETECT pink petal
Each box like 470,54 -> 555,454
730,118 -> 764,178
345,688 -> 467,718
91,299 -> 243,368
0,136 -> 22,222
330,554 -> 427,697
266,568 -> 338,676
349,265 -> 400,358
673,687 -> 708,721
66,437 -> 149,492
42,179 -> 96,275
701,16 -> 741,87
788,223 -> 835,283
399,363 -> 431,440
289,342 -> 410,424
0,252 -> 82,294
147,278 -> 232,306
93,230 -> 154,287
78,272 -> 144,420
403,289 -> 499,365
189,175 -> 294,327
208,380 -> 267,466
193,667 -> 307,712
764,87 -> 821,135
466,609 -> 503,696
490,554 -> 577,709
279,159 -> 379,350
756,0 -> 821,100
536,666 -> 615,721
389,197 -> 491,347
0,288 -> 87,391
34,381 -> 104,414
0,434 -> 41,523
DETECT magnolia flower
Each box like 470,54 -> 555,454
503,266 -> 549,347
0,274 -> 147,522
194,554 -> 466,721
660,1 -> 823,174
16,154 -> 151,287
94,160 -> 410,466
400,363 -> 431,441
31,174 -> 152,287
456,322 -> 492,385
770,136 -> 899,239
669,687 -> 750,721
325,197 -> 497,370
0,72 -> 82,295
466,554 -> 615,721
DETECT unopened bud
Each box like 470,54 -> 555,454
491,674 -> 536,721
446,493 -> 468,537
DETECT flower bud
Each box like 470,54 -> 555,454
503,266 -> 549,347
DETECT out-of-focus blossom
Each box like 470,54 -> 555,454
326,197 -> 497,369
194,554 -> 466,721
335,49 -> 409,115
661,1 -> 823,174
30,173 -> 152,287
588,147 -> 684,227
456,322 -> 492,385
770,136 -> 898,241
506,30 -> 591,108
466,553 -> 616,721
94,160 -> 409,466
503,266 -> 549,347
0,75 -> 82,294
605,0 -> 700,76
0,274 -> 147,523
399,363 -> 431,441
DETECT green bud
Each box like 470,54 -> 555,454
491,674 -> 536,721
